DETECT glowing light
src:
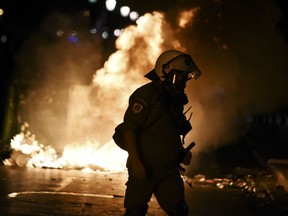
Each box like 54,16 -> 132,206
120,6 -> 130,17
1,35 -> 7,43
178,7 -> 200,28
83,10 -> 90,17
129,11 -> 139,21
105,0 -> 117,11
88,0 -> 98,3
114,29 -> 122,37
102,31 -> 109,39
90,28 -> 97,34
68,31 -> 79,43
56,30 -> 64,37
0,8 -> 4,16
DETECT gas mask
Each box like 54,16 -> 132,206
163,70 -> 191,105
165,70 -> 191,93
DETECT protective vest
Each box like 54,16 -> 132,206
113,82 -> 191,165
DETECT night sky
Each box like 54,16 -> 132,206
1,0 -> 288,147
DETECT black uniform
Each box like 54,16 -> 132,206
116,81 -> 191,215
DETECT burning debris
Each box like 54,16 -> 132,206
3,123 -> 127,172
182,168 -> 275,203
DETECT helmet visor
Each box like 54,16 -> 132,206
168,54 -> 202,80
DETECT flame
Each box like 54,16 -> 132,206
4,11 -> 192,172
4,124 -> 127,172
178,8 -> 200,29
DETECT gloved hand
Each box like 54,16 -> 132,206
123,130 -> 146,181
129,159 -> 146,181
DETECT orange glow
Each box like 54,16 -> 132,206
4,11 -> 188,172
178,8 -> 200,29
4,125 -> 127,172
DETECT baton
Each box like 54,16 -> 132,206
179,142 -> 196,188
185,141 -> 196,152
179,141 -> 196,162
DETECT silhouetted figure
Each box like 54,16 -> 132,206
113,50 -> 201,216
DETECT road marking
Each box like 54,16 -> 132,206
8,191 -> 124,199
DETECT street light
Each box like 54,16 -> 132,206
105,0 -> 117,11
129,11 -> 139,21
120,6 -> 130,17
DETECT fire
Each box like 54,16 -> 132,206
3,10 -> 198,172
178,8 -> 200,29
4,123 -> 127,172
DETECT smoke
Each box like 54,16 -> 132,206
91,12 -> 182,125
7,8 -> 195,169
15,11 -> 103,150
8,1 -> 288,169
163,0 -> 288,151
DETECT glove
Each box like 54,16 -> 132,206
128,159 -> 146,181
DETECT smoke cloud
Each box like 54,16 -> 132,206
8,1 -> 288,170
15,11 -> 103,151
166,0 -> 288,150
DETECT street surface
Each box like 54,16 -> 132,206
0,164 -> 286,216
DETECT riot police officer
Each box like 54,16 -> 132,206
113,49 -> 201,216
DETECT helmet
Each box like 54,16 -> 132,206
145,50 -> 201,92
145,50 -> 202,82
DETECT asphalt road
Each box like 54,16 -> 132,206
0,165 -> 285,216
